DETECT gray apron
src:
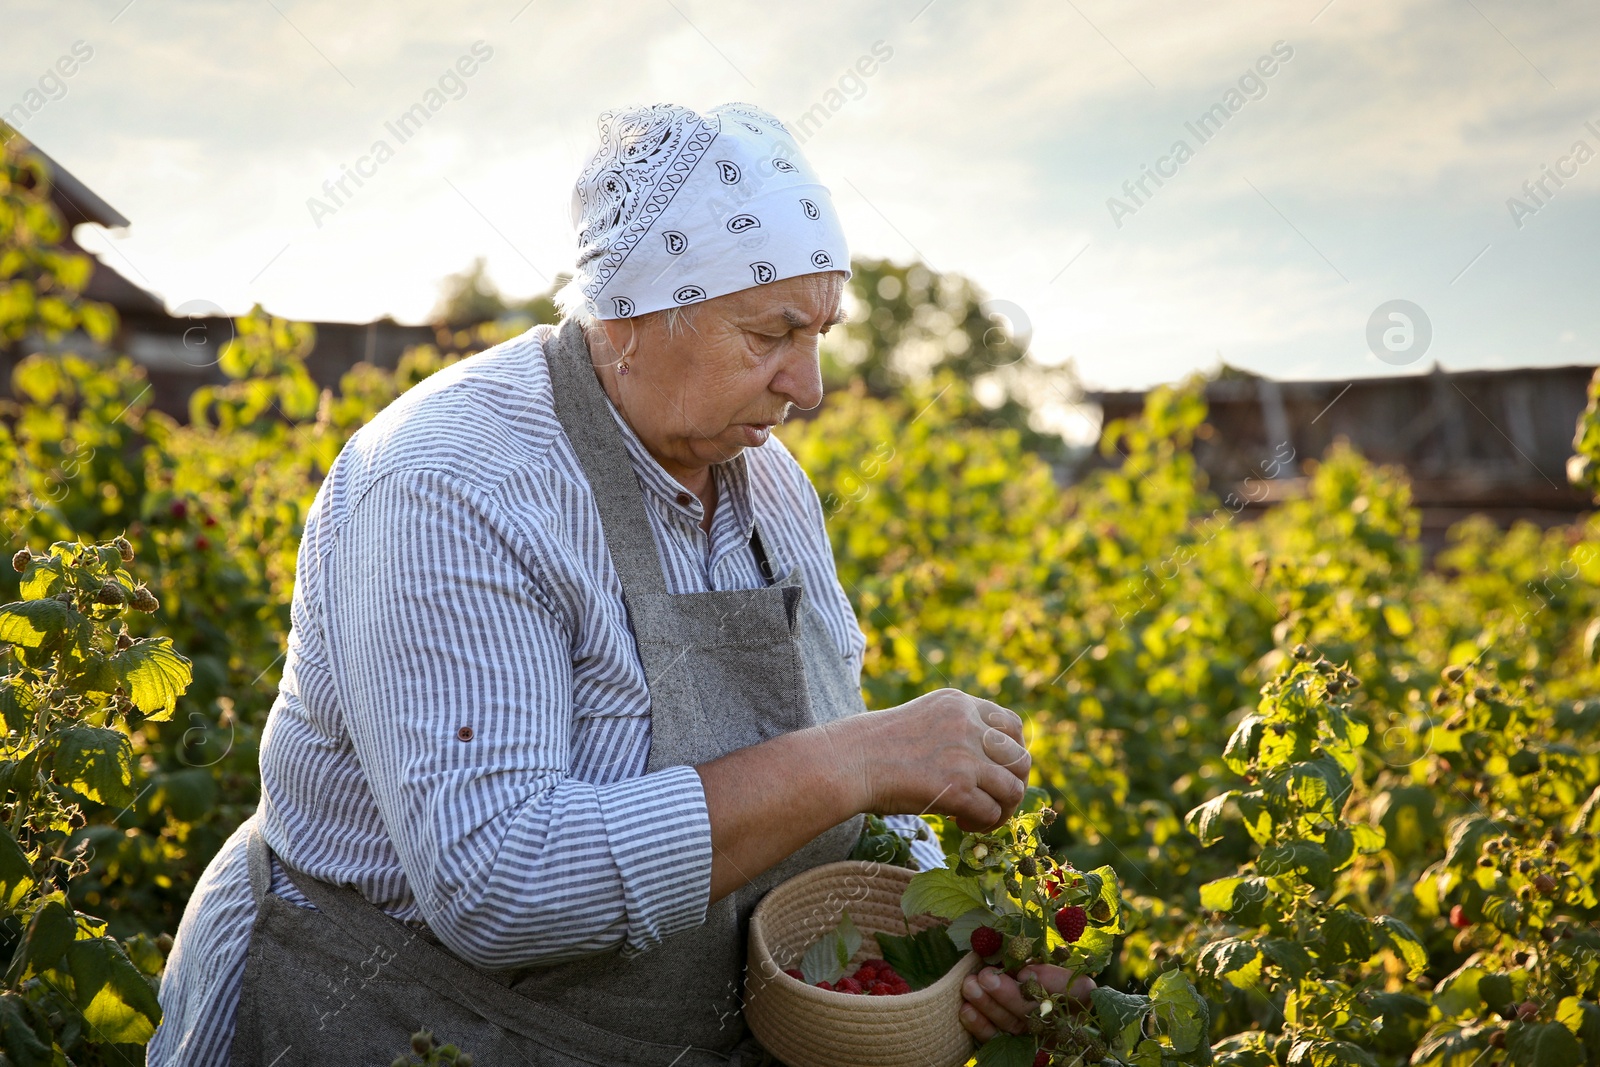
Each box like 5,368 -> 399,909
226,316 -> 867,1066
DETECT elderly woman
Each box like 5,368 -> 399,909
151,102 -> 1090,1065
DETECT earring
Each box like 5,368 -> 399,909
617,359 -> 631,375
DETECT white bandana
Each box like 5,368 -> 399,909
567,102 -> 852,320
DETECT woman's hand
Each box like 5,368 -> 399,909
825,688 -> 1031,832
959,964 -> 1096,1040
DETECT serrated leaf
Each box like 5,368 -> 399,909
17,557 -> 63,600
1319,907 -> 1372,966
1223,716 -> 1265,775
1149,969 -> 1210,1055
976,1032 -> 1038,1067
1200,876 -> 1247,912
65,937 -> 162,1043
0,677 -> 38,734
5,899 -> 74,984
1479,974 -> 1515,1014
0,991 -> 53,1067
52,724 -> 134,806
1412,1024 -> 1492,1067
1261,938 -> 1314,980
111,637 -> 192,720
1186,791 -> 1236,846
1372,915 -> 1428,977
876,924 -> 963,990
1259,841 -> 1333,890
0,599 -> 71,648
1093,985 -> 1151,1055
1506,1020 -> 1584,1067
0,826 -> 34,909
902,866 -> 988,921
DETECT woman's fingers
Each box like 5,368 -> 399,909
982,727 -> 1031,778
978,700 -> 1026,747
960,968 -> 1029,1036
1016,964 -> 1096,1004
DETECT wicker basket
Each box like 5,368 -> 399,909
745,860 -> 980,1067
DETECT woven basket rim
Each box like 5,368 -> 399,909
748,860 -> 976,1008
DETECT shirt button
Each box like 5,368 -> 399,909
675,492 -> 694,507
456,726 -> 475,742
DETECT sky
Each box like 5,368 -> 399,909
5,0 -> 1599,398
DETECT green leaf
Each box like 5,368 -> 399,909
0,598 -> 71,648
976,1031 -> 1039,1067
1372,916 -> 1428,976
1223,716 -> 1265,775
17,556 -> 63,600
875,925 -> 963,990
0,676 -> 38,734
1286,1038 -> 1377,1067
5,899 -> 75,985
1261,938 -> 1314,980
1093,985 -> 1151,1055
1198,937 -> 1263,989
1506,1021 -> 1584,1067
1432,965 -> 1488,1019
0,826 -> 34,909
902,867 -> 989,921
1367,992 -> 1430,1055
1088,864 -> 1126,933
1318,906 -> 1372,965
1259,841 -> 1333,890
52,724 -> 135,807
800,910 -> 862,986
1554,998 -> 1600,1067
1412,1024 -> 1492,1067
1479,974 -> 1515,1015
1199,876 -> 1247,912
65,937 -> 163,1044
111,637 -> 192,720
1186,791 -> 1237,846
0,991 -> 53,1067
1149,969 -> 1210,1055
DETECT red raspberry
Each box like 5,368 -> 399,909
196,535 -> 210,550
783,968 -> 804,981
202,513 -> 217,527
855,963 -> 879,983
815,980 -> 833,991
1043,875 -> 1062,899
1055,905 -> 1087,943
170,500 -> 188,520
1035,1052 -> 1051,1067
971,926 -> 1003,957
870,985 -> 894,995
837,977 -> 864,995
1449,905 -> 1471,929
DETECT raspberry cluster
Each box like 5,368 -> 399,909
784,958 -> 912,996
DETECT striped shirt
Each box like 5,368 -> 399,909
149,323 -> 945,1065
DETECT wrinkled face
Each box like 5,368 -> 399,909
594,271 -> 846,480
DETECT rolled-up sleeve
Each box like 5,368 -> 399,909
322,468 -> 713,970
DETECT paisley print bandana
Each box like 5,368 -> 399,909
568,102 -> 852,320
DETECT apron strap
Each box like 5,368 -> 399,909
544,317 -> 671,597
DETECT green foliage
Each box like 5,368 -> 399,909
0,538 -> 190,1063
392,1029 -> 474,1067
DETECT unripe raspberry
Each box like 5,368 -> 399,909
114,536 -> 134,562
458,1056 -> 473,1067
11,549 -> 30,572
130,587 -> 159,612
1006,934 -> 1034,964
1018,855 -> 1038,877
1535,874 -> 1559,897
411,1031 -> 433,1055
96,582 -> 126,606
1089,898 -> 1114,923
392,1058 -> 410,1067
1022,977 -> 1048,1001
1039,806 -> 1058,826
